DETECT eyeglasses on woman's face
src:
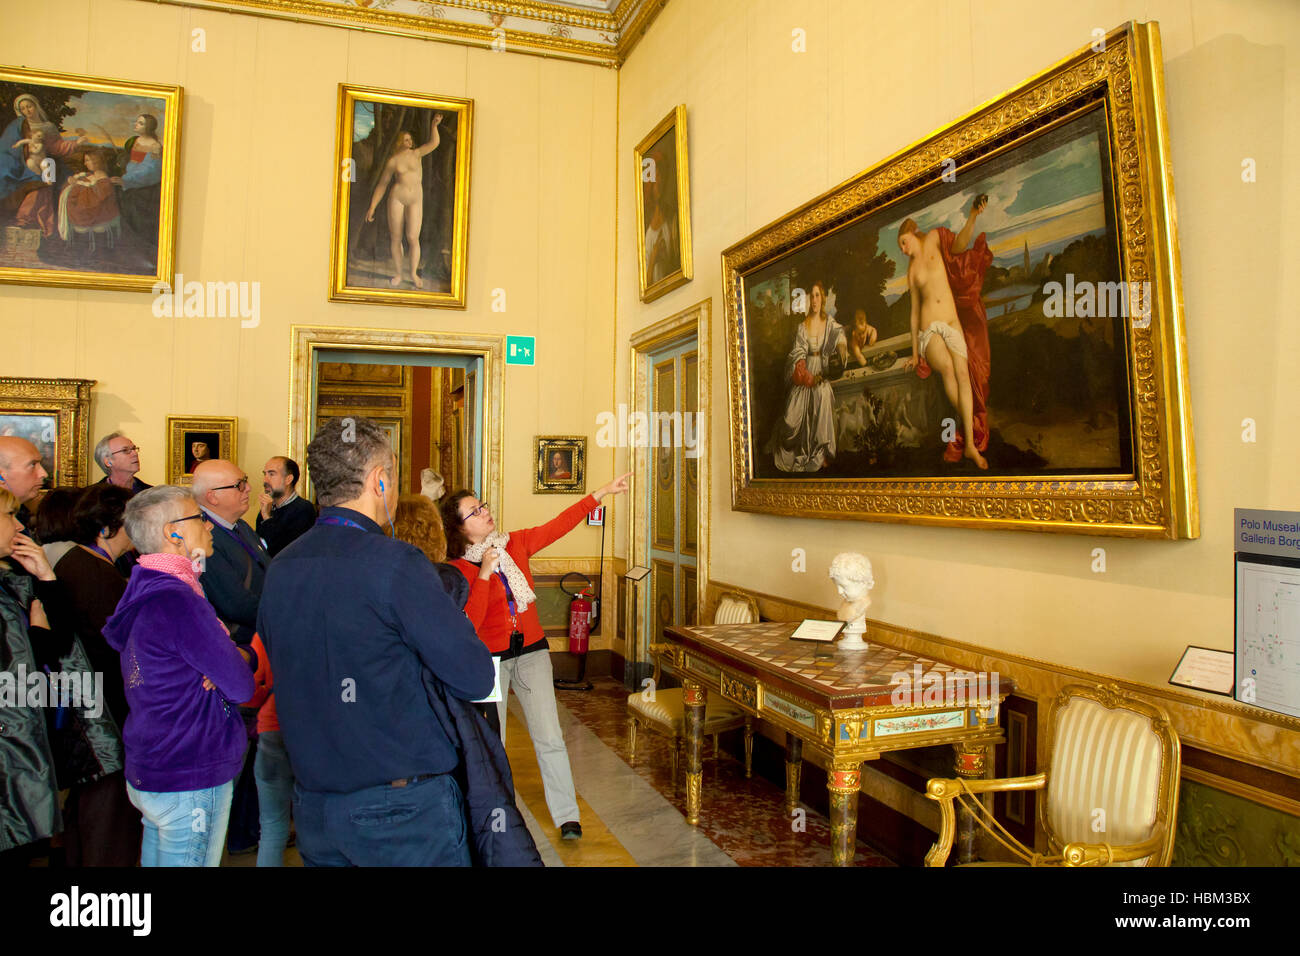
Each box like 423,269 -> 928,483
460,501 -> 489,522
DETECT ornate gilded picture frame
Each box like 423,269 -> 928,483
0,377 -> 95,488
535,435 -> 585,495
329,84 -> 473,308
722,21 -> 1195,538
0,66 -> 182,293
166,416 -> 238,487
634,104 -> 693,303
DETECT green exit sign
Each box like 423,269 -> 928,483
506,336 -> 536,366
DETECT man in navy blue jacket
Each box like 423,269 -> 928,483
257,416 -> 493,867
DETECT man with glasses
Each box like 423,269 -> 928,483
93,432 -> 151,494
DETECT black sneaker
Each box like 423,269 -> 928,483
560,821 -> 582,840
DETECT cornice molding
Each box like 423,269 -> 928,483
142,0 -> 667,67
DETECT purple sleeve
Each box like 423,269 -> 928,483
168,597 -> 256,702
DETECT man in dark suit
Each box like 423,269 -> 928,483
256,456 -> 315,559
93,432 -> 151,494
192,457 -> 268,855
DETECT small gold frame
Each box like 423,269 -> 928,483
166,416 -> 238,487
0,377 -> 95,488
329,84 -> 473,309
0,66 -> 182,293
633,104 -> 693,303
535,436 -> 586,495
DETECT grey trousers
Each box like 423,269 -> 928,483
495,648 -> 580,827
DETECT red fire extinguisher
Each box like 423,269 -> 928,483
556,572 -> 595,691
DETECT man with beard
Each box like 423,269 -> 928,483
256,457 -> 315,559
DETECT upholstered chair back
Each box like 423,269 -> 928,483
713,592 -> 759,625
1043,688 -> 1179,866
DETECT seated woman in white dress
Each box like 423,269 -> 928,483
765,280 -> 847,472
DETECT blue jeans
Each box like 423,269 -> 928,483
292,772 -> 469,867
126,780 -> 234,867
254,731 -> 295,867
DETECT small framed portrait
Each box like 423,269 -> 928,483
535,436 -> 585,495
0,66 -> 182,293
166,416 -> 237,486
0,377 -> 95,488
329,83 -> 473,308
633,104 -> 693,303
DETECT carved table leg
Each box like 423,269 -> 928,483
743,716 -> 754,779
952,741 -> 988,865
784,734 -> 803,815
683,680 -> 705,825
627,717 -> 637,764
828,762 -> 862,867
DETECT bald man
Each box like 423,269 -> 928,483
0,436 -> 50,529
192,459 -> 267,645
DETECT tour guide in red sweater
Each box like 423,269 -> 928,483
445,472 -> 630,840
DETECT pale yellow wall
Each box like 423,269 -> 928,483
615,0 -> 1300,687
0,0 -> 617,562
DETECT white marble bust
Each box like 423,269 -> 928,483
829,552 -> 874,650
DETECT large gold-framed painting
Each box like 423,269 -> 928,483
0,378 -> 95,488
0,66 -> 181,292
634,104 -> 693,303
723,21 -> 1196,539
329,84 -> 473,308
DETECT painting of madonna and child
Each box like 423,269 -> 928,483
0,72 -> 177,286
333,87 -> 471,306
744,106 -> 1136,482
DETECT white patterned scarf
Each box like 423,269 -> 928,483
462,532 -> 536,614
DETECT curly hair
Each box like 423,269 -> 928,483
306,416 -> 392,507
394,494 -> 447,563
440,489 -> 478,561
71,483 -> 132,547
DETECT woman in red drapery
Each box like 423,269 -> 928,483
908,195 -> 993,464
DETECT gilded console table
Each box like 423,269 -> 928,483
662,621 -> 1014,866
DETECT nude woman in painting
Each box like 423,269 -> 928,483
363,113 -> 444,290
900,194 -> 992,469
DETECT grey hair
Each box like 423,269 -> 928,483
124,485 -> 195,555
307,416 -> 392,507
828,551 -> 874,588
94,432 -> 124,474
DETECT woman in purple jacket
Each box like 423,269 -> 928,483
104,486 -> 256,867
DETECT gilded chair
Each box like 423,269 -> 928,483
626,591 -> 759,782
924,683 -> 1181,867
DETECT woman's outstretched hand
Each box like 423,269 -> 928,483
594,472 -> 632,502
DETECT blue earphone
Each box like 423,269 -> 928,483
170,532 -> 183,541
378,477 -> 395,537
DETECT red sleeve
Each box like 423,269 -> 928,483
792,359 -> 814,387
463,571 -> 493,630
242,633 -> 272,710
515,494 -> 600,557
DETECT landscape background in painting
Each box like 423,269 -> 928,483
0,81 -> 166,277
344,98 -> 460,293
0,413 -> 56,488
744,105 -> 1133,482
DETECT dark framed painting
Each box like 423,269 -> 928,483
722,21 -> 1196,538
535,436 -> 585,495
0,66 -> 182,292
330,84 -> 473,308
634,104 -> 693,303
0,378 -> 94,488
166,416 -> 237,486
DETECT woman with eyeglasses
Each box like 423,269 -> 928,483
441,472 -> 630,841
102,486 -> 256,866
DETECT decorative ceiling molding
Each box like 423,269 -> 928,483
145,0 -> 668,67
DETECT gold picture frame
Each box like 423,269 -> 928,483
535,436 -> 586,495
722,21 -> 1196,539
0,66 -> 182,293
634,104 -> 693,303
166,416 -> 238,487
329,84 -> 473,308
0,377 -> 95,488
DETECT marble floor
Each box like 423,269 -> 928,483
512,678 -> 895,867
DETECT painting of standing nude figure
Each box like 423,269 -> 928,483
0,67 -> 181,292
743,104 -> 1135,484
330,85 -> 473,308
